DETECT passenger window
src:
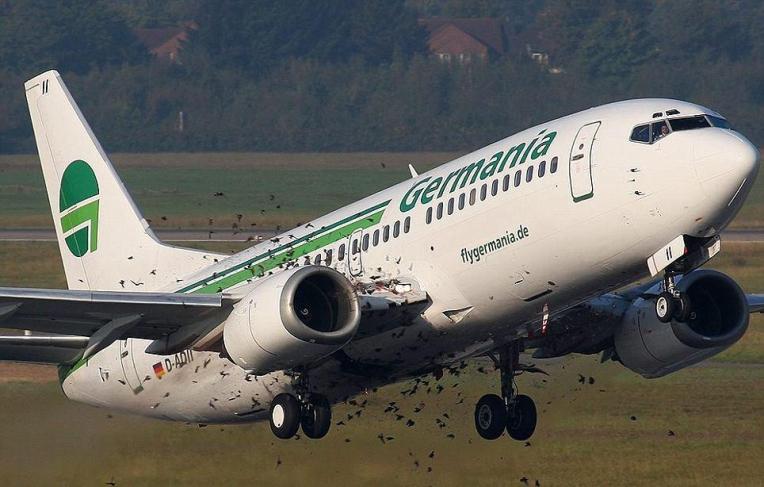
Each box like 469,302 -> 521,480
550,156 -> 558,173
338,243 -> 346,261
393,221 -> 400,238
383,225 -> 390,242
313,253 -> 322,265
362,234 -> 369,251
458,193 -> 466,210
630,124 -> 650,143
436,202 -> 443,219
651,120 -> 669,141
352,240 -> 359,254
503,174 -> 510,191
325,249 -> 333,266
514,170 -> 521,187
526,166 -> 534,183
480,184 -> 487,201
491,179 -> 498,196
426,207 -> 433,224
469,188 -> 477,205
538,160 -> 546,177
373,229 -> 379,246
447,198 -> 454,215
403,217 -> 411,233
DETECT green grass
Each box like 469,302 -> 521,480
0,151 -> 760,229
0,153 -> 451,229
0,360 -> 761,486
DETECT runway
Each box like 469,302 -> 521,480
0,228 -> 761,242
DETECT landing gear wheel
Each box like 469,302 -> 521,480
474,394 -> 507,440
674,293 -> 692,322
301,394 -> 332,439
270,393 -> 301,439
655,291 -> 675,323
507,394 -> 537,441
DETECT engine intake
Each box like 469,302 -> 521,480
614,270 -> 748,378
223,266 -> 361,374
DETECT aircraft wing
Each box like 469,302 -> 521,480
748,294 -> 764,313
0,287 -> 235,363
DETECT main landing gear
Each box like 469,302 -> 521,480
655,271 -> 692,323
474,343 -> 537,441
269,392 -> 332,440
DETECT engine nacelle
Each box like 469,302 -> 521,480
614,270 -> 748,378
223,266 -> 361,374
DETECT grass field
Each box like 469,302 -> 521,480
0,240 -> 762,485
0,152 -> 761,230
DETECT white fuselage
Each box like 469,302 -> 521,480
61,99 -> 760,423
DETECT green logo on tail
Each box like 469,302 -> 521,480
59,160 -> 99,257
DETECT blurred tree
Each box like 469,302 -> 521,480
185,0 -> 426,74
0,0 -> 147,77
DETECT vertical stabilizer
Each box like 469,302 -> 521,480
24,70 -> 225,291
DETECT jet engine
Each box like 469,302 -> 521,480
223,266 -> 361,375
614,270 -> 749,378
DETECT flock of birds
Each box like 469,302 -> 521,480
103,171 -> 681,486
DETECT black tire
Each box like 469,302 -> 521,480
270,393 -> 301,439
674,293 -> 692,322
655,292 -> 675,323
474,394 -> 507,440
301,394 -> 332,439
507,394 -> 537,441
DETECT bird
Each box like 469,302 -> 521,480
213,191 -> 225,197
630,415 -> 637,421
577,374 -> 585,384
668,430 -> 676,437
105,478 -> 116,486
520,477 -> 529,485
275,457 -> 282,468
380,162 -> 386,168
428,450 -> 435,459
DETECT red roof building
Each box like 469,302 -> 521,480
133,21 -> 197,64
419,18 -> 506,63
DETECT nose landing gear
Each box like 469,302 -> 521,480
655,272 -> 692,323
474,343 -> 538,441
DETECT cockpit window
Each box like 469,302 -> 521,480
651,120 -> 670,141
630,124 -> 650,143
706,115 -> 731,129
668,115 -> 710,132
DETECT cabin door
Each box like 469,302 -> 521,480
569,121 -> 600,202
119,339 -> 144,394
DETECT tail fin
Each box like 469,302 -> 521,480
25,70 -> 225,292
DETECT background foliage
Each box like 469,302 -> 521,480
1,0 -> 763,153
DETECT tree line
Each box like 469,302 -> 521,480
1,0 -> 764,153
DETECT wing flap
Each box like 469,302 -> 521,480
0,287 -> 235,341
0,334 -> 89,364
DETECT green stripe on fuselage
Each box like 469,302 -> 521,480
180,200 -> 390,294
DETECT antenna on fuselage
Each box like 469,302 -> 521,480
408,164 -> 419,178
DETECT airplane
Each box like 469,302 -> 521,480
1,69 -> 761,441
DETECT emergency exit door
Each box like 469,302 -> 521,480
569,121 -> 600,202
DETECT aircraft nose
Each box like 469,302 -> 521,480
696,130 -> 760,190
726,132 -> 760,180
694,130 -> 760,232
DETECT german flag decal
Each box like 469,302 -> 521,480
153,362 -> 166,379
